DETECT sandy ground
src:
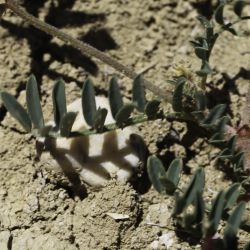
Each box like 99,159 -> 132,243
0,0 -> 250,249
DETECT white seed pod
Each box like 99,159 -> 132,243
38,96 -> 140,187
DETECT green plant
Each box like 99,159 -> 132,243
144,2 -> 250,248
190,0 -> 250,89
147,156 -> 247,249
0,73 -> 233,144
0,0 -> 250,249
1,74 -> 163,138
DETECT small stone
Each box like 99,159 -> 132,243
39,97 -> 140,187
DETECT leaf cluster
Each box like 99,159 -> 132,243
1,75 -> 162,138
1,73 -> 232,145
190,0 -> 250,87
147,156 -> 247,249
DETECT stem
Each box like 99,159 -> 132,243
40,111 -> 202,139
4,0 -> 171,100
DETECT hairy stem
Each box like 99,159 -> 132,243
5,0 -> 171,100
37,111 -> 202,139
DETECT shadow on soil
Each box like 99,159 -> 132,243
2,0 -> 118,87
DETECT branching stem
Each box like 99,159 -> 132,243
4,0 -> 171,100
200,16 -> 250,89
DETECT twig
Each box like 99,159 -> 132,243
4,0 -> 172,101
138,61 -> 158,75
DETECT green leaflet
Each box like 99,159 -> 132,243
224,183 -> 241,210
172,78 -> 185,112
145,100 -> 161,119
115,104 -> 135,127
93,108 -> 107,132
182,191 -> 204,237
132,75 -> 146,112
195,47 -> 208,61
1,92 -> 31,132
196,61 -> 212,76
173,168 -> 205,216
60,112 -> 77,137
26,75 -> 44,129
147,156 -> 166,194
52,78 -> 67,129
233,0 -> 246,18
82,79 -> 97,127
224,202 -> 246,250
203,104 -> 226,126
109,77 -> 123,118
214,4 -> 225,25
205,191 -> 226,237
163,158 -> 182,195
